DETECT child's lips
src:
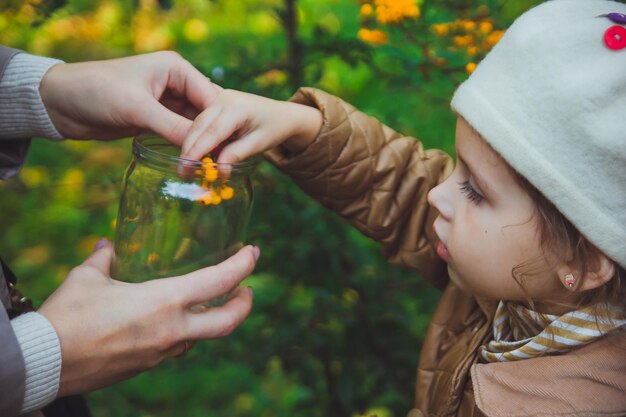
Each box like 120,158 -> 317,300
436,240 -> 451,262
432,221 -> 451,262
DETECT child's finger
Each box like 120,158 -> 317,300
217,130 -> 269,164
187,110 -> 246,163
181,104 -> 224,159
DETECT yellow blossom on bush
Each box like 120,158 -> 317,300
60,168 -> 85,192
358,28 -> 388,45
479,20 -> 494,34
19,245 -> 50,267
374,0 -> 419,24
255,69 -> 288,87
462,20 -> 476,31
453,34 -> 473,47
431,23 -> 449,37
183,18 -> 209,43
134,27 -> 172,52
433,56 -> 447,67
484,30 -> 505,47
234,393 -> 255,412
466,62 -> 477,74
360,3 -> 373,17
353,407 -> 392,417
77,235 -> 100,256
20,166 -> 49,188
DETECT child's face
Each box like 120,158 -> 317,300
428,117 -> 562,304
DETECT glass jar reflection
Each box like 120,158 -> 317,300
112,135 -> 256,284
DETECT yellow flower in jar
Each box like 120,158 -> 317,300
147,253 -> 160,264
220,186 -> 234,200
200,156 -> 219,182
204,168 -> 218,182
198,190 -> 215,205
195,156 -> 237,205
127,242 -> 142,254
211,193 -> 222,205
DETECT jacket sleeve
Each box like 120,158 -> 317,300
265,87 -> 453,288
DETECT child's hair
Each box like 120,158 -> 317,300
513,172 -> 626,321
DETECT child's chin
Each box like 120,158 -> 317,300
446,267 -> 468,291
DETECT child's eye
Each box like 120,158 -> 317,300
458,180 -> 484,204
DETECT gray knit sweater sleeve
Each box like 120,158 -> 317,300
0,49 -> 63,180
0,51 -> 63,140
11,313 -> 62,413
0,48 -> 63,415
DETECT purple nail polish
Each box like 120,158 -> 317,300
94,238 -> 109,251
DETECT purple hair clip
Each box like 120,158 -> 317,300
600,12 -> 626,50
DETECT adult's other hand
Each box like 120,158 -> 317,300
38,241 -> 257,397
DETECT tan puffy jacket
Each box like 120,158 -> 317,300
265,88 -> 626,417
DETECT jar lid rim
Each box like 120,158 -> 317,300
133,134 -> 258,172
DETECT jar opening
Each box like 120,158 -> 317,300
132,134 -> 257,174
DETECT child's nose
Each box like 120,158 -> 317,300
427,182 -> 453,220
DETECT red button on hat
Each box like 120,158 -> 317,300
604,25 -> 626,50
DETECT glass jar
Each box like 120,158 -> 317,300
111,135 -> 256,291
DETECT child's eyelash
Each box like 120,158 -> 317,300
458,180 -> 484,204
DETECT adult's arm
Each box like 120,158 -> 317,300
0,47 -> 65,416
266,87 -> 453,288
0,46 -> 63,179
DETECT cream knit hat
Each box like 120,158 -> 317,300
451,0 -> 626,269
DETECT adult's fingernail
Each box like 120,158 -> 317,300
252,245 -> 261,260
94,238 -> 109,251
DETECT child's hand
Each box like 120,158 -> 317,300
180,89 -> 322,163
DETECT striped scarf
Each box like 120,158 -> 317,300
479,301 -> 626,362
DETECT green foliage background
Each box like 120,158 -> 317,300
0,1 -> 540,416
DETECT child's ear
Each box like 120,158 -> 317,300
557,254 -> 616,292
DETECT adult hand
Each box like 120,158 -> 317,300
39,51 -> 222,145
180,89 -> 322,163
38,241 -> 257,397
